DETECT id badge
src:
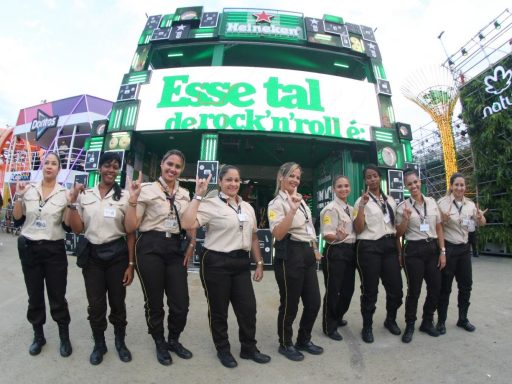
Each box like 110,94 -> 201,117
164,218 -> 178,229
420,222 -> 430,232
306,225 -> 314,235
103,207 -> 116,218
33,219 -> 47,230
462,218 -> 470,227
383,213 -> 391,224
237,213 -> 248,222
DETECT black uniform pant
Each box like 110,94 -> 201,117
468,231 -> 477,256
82,250 -> 128,332
356,236 -> 403,327
403,240 -> 441,323
135,231 -> 189,339
321,242 -> 356,334
19,239 -> 70,328
199,249 -> 257,354
274,241 -> 321,346
438,242 -> 472,321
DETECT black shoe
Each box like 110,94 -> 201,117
29,335 -> 46,356
337,319 -> 348,327
473,253 -> 479,258
436,321 -> 446,335
90,330 -> 108,365
58,325 -> 72,357
217,351 -> 238,368
240,350 -> 271,364
419,320 -> 440,337
401,323 -> 414,343
457,319 -> 476,332
155,338 -> 172,366
168,339 -> 193,359
361,327 -> 374,343
384,319 -> 401,335
114,329 -> 132,363
295,341 -> 324,355
278,345 -> 304,361
326,330 -> 343,341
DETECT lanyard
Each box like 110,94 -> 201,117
219,194 -> 243,230
410,197 -> 427,221
158,178 -> 176,214
298,201 -> 309,222
369,192 -> 387,214
453,200 -> 464,216
38,190 -> 57,214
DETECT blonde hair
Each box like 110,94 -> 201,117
274,162 -> 302,196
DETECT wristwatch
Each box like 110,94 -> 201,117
193,194 -> 203,201
256,260 -> 264,266
129,261 -> 135,266
67,203 -> 78,210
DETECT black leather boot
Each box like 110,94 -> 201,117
419,320 -> 440,337
114,327 -> 132,362
29,325 -> 46,356
153,334 -> 172,366
168,338 -> 193,359
401,322 -> 415,343
58,324 -> 72,357
456,308 -> 476,332
90,330 -> 108,365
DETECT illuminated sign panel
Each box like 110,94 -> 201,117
136,66 -> 381,141
220,9 -> 305,41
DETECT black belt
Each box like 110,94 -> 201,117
378,234 -> 396,240
445,240 -> 467,247
407,238 -> 437,244
141,230 -> 180,239
25,238 -> 64,245
329,242 -> 355,249
206,248 -> 250,258
288,239 -> 315,248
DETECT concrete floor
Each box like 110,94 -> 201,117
1,232 -> 511,384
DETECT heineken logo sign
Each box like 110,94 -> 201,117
136,66 -> 381,141
222,9 -> 304,40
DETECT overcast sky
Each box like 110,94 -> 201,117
0,0 -> 507,133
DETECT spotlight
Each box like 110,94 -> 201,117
460,130 -> 467,137
494,21 -> 501,29
461,48 -> 468,56
478,32 -> 485,40
448,59 -> 454,66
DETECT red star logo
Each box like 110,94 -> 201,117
253,11 -> 274,24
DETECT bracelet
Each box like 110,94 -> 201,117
188,242 -> 195,248
128,261 -> 135,266
67,204 -> 78,210
256,260 -> 263,266
128,201 -> 137,207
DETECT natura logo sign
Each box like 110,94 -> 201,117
482,65 -> 512,119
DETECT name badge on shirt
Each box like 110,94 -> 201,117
383,213 -> 391,224
420,222 -> 430,232
306,225 -> 314,235
103,207 -> 116,218
237,213 -> 248,222
33,219 -> 47,230
164,218 -> 178,229
461,218 -> 470,227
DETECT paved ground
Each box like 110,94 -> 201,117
1,232 -> 511,384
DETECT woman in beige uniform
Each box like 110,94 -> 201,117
12,152 -> 72,357
436,172 -> 486,334
125,149 -> 195,366
320,175 -> 357,341
181,165 -> 270,369
396,169 -> 446,343
66,152 -> 135,364
267,162 -> 323,362
353,164 -> 403,343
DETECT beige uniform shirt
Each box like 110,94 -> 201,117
197,192 -> 257,252
77,186 -> 129,245
320,196 -> 356,244
354,193 -> 397,240
21,182 -> 68,241
396,196 -> 441,241
136,180 -> 190,234
267,190 -> 317,243
438,194 -> 478,244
